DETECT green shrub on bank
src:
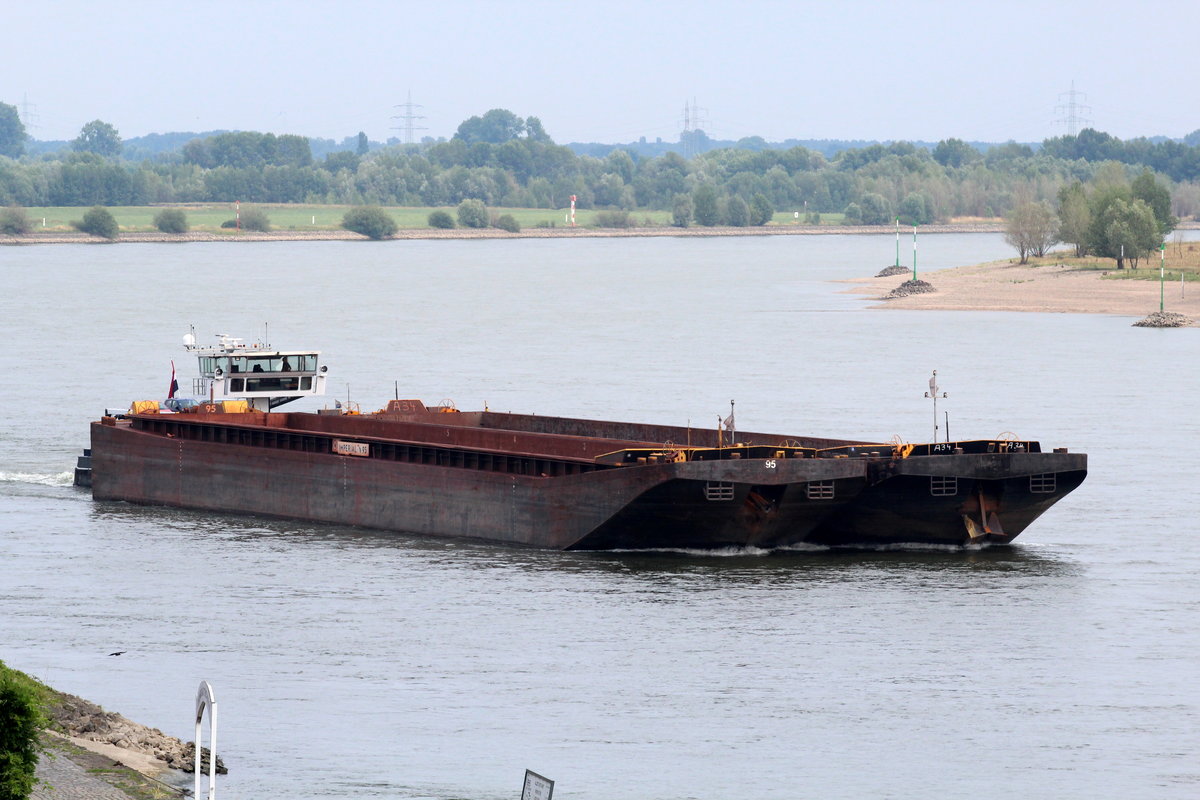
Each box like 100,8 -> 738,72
0,661 -> 48,800
427,210 -> 455,229
342,206 -> 397,240
592,209 -> 632,228
493,213 -> 520,233
152,208 -> 189,234
456,198 -> 488,229
239,208 -> 271,232
0,206 -> 32,235
71,206 -> 119,240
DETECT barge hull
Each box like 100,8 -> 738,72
90,421 -> 868,550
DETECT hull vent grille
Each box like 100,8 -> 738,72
930,476 -> 958,496
703,481 -> 735,501
806,480 -> 835,500
1030,473 -> 1057,493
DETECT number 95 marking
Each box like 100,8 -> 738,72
764,460 -> 777,469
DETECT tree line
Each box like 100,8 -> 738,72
2,104 -> 1199,230
1004,165 -> 1176,268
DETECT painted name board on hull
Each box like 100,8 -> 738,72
333,440 -> 370,457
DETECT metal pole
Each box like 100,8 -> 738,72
1160,243 -> 1166,312
895,218 -> 900,268
933,393 -> 938,442
912,225 -> 918,282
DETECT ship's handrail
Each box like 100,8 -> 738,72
815,439 -> 1042,459
595,444 -> 818,466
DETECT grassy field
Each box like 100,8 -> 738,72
21,203 -> 848,233
1050,238 -> 1200,282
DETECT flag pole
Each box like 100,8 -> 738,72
895,218 -> 900,268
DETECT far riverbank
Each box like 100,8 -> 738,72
3,221 -> 1005,245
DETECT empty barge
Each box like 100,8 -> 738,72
75,335 -> 1087,550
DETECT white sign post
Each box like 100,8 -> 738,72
521,769 -> 554,800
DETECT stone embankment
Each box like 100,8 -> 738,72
51,691 -> 225,774
1132,310 -> 1195,327
885,279 -> 936,299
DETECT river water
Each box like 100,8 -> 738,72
2,233 -> 1198,799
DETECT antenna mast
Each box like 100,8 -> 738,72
924,370 -> 948,443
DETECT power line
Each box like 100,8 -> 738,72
1054,81 -> 1092,137
391,90 -> 427,145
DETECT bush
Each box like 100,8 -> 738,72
427,210 -> 455,229
898,192 -> 931,225
220,219 -> 238,228
860,193 -> 892,225
152,208 -> 189,234
239,208 -> 271,232
71,206 -> 119,240
493,213 -> 520,233
342,206 -> 397,240
842,202 -> 863,225
593,209 -> 632,228
457,198 -> 488,229
0,205 -> 32,235
671,194 -> 693,228
750,193 -> 774,226
724,196 -> 750,227
0,662 -> 47,800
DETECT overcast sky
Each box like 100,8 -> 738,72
8,0 -> 1199,146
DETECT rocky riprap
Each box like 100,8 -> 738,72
51,691 -> 227,774
875,265 -> 910,277
1132,311 -> 1194,327
885,279 -> 936,299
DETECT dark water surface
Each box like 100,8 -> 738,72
2,234 -> 1198,799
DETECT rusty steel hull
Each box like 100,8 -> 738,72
89,421 -> 866,550
86,411 -> 1087,550
809,452 -> 1088,547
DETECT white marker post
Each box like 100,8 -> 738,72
194,681 -> 218,800
895,217 -> 900,268
1160,243 -> 1165,312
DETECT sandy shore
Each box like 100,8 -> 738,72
847,259 -> 1199,320
2,222 -> 1003,245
